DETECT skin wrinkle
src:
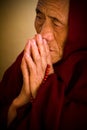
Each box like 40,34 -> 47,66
36,0 -> 69,25
35,0 -> 69,63
1,1 -> 87,129
4,0 -> 71,127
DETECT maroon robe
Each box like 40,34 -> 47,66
0,0 -> 87,130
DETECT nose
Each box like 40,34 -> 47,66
40,20 -> 54,42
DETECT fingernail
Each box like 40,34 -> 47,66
43,39 -> 47,44
38,34 -> 42,42
32,39 -> 36,45
25,53 -> 29,58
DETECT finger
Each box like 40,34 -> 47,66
43,39 -> 52,65
24,40 -> 31,55
24,52 -> 36,74
35,34 -> 47,70
21,57 -> 29,85
43,39 -> 54,74
36,34 -> 46,58
30,39 -> 41,65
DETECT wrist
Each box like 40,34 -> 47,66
12,93 -> 32,109
7,100 -> 17,126
12,98 -> 20,109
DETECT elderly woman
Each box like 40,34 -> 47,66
0,0 -> 87,130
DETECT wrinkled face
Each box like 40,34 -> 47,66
35,0 -> 69,64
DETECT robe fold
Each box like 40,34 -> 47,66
0,0 -> 87,130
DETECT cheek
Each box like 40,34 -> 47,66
55,27 -> 68,47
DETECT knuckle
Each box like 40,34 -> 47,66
35,56 -> 41,62
30,64 -> 36,72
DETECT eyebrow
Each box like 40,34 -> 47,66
36,8 -> 59,21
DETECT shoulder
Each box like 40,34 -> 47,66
64,51 -> 87,103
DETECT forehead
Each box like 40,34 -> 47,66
36,0 -> 69,22
36,0 -> 69,12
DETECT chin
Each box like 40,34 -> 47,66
51,50 -> 63,64
52,55 -> 63,64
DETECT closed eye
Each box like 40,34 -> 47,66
49,16 -> 64,26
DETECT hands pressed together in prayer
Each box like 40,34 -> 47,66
7,34 -> 54,125
18,34 -> 54,106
